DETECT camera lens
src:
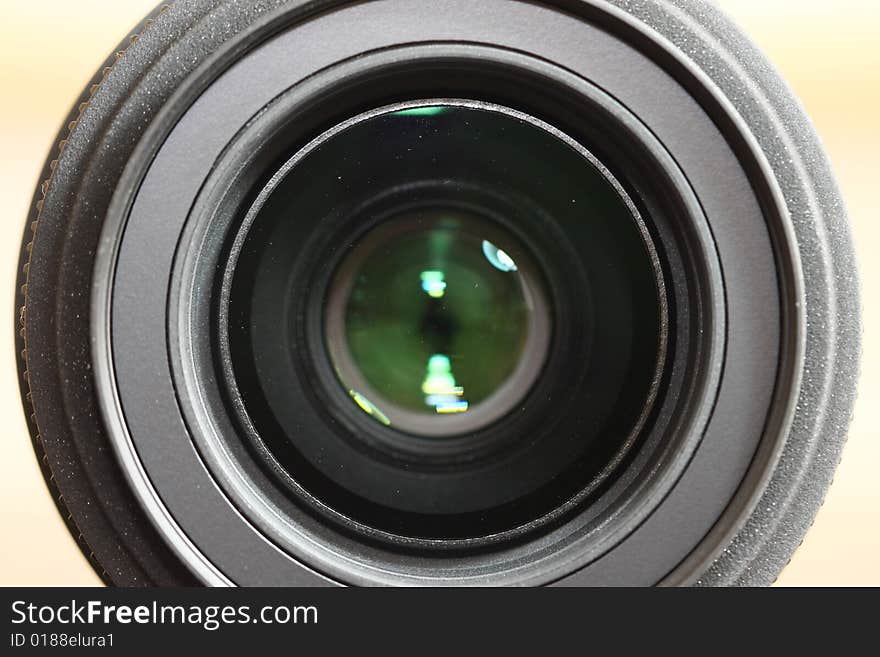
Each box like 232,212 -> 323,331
223,101 -> 663,537
18,0 -> 860,586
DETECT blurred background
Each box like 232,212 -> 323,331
0,0 -> 876,586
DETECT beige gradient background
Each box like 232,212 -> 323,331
0,0 -> 876,586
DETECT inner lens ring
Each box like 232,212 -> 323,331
301,179 -> 578,466
323,208 -> 554,439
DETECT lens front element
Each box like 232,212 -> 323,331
224,100 -> 665,538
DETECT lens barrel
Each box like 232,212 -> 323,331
16,0 -> 860,586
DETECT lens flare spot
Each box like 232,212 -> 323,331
482,240 -> 518,272
422,354 -> 469,414
393,106 -> 448,117
349,390 -> 391,426
421,355 -> 458,395
436,401 -> 470,414
420,270 -> 447,298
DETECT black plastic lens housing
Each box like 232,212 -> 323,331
16,0 -> 860,586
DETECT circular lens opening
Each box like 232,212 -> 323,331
325,208 -> 552,437
222,100 -> 665,541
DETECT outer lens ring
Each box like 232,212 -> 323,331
155,41 -> 724,583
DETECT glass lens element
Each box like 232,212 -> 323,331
225,99 -> 664,534
325,209 -> 550,435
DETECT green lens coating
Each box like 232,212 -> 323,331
331,210 -> 542,430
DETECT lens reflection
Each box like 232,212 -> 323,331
326,209 -> 550,435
